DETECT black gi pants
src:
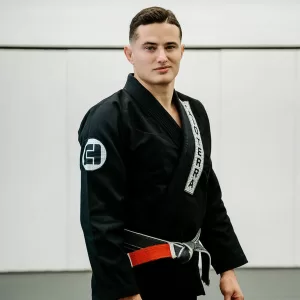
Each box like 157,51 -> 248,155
134,255 -> 202,300
140,292 -> 197,300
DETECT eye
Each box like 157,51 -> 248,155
145,46 -> 156,51
166,45 -> 176,50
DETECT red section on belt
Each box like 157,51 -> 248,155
128,244 -> 172,267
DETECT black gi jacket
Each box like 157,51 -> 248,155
78,74 -> 248,300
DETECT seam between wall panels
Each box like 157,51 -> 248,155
291,49 -> 299,267
292,50 -> 295,267
218,49 -> 223,176
298,50 -> 300,267
294,50 -> 300,267
217,49 -> 224,181
65,50 -> 70,270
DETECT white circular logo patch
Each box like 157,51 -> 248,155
82,138 -> 107,171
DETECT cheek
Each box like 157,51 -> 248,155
138,57 -> 155,71
134,55 -> 149,67
169,52 -> 181,63
175,52 -> 183,62
174,56 -> 182,68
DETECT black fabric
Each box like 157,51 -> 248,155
140,286 -> 198,300
78,73 -> 248,300
133,253 -> 204,297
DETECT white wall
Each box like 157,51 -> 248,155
0,1 -> 300,272
0,50 -> 69,271
219,50 -> 298,267
1,0 -> 300,47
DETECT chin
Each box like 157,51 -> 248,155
155,79 -> 173,85
152,73 -> 175,85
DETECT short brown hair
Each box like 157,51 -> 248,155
129,7 -> 182,42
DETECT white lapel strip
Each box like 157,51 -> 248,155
180,100 -> 204,195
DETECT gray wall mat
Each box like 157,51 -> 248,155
0,269 -> 299,300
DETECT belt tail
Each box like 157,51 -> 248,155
201,252 -> 211,286
197,240 -> 211,286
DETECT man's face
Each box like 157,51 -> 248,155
125,22 -> 184,86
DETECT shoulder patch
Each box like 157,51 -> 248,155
82,138 -> 107,171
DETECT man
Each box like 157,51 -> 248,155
78,6 -> 248,300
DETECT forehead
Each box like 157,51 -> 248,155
134,22 -> 181,43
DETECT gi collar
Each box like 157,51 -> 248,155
123,73 -> 182,145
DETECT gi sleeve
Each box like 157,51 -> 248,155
78,102 -> 139,300
200,167 -> 248,274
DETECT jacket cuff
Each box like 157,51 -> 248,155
213,253 -> 248,275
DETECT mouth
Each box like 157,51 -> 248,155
154,66 -> 171,70
154,66 -> 171,73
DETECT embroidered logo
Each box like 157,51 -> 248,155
82,138 -> 107,171
181,101 -> 204,195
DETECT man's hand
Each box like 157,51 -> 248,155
219,270 -> 244,300
119,294 -> 142,300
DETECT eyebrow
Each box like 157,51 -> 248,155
142,42 -> 179,46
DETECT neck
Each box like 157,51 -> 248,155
134,75 -> 175,110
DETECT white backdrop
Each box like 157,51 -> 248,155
0,0 -> 300,47
0,0 -> 300,272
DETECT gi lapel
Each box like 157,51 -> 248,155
167,95 -> 205,197
180,100 -> 205,195
123,74 -> 205,196
156,92 -> 209,242
123,74 -> 182,148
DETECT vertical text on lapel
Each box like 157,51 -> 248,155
180,101 -> 204,195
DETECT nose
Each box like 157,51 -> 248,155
157,48 -> 168,64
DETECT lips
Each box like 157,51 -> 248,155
154,66 -> 171,70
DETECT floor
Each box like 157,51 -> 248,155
1,269 -> 299,300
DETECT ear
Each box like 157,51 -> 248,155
181,44 -> 185,58
124,45 -> 134,65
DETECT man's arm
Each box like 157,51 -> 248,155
200,165 -> 247,300
79,101 -> 140,300
191,99 -> 247,272
199,108 -> 247,299
200,167 -> 248,274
